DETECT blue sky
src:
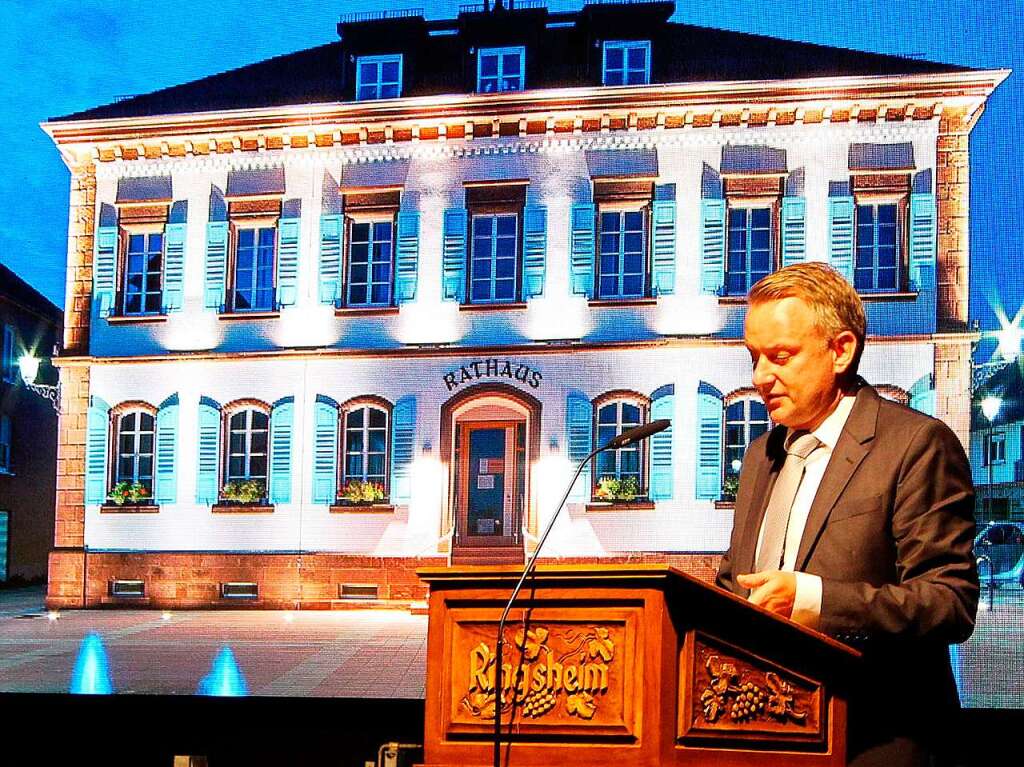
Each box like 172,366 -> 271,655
1,0 -> 1020,357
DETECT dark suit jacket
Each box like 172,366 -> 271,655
716,383 -> 978,762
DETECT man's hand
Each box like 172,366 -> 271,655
737,570 -> 797,619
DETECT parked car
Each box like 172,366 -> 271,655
974,521 -> 1024,588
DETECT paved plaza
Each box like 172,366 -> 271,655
0,586 -> 427,698
0,585 -> 1018,706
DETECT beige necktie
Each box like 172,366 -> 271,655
755,432 -> 822,573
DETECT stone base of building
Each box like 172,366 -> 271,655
45,549 -> 723,609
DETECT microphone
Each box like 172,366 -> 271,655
491,417 -> 670,767
605,419 -> 671,449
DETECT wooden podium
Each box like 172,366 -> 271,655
417,565 -> 860,767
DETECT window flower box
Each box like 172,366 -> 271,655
329,502 -> 395,514
586,499 -> 655,512
100,503 -> 160,514
212,502 -> 275,514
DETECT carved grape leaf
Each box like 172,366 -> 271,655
463,691 -> 496,720
566,691 -> 597,719
514,627 -> 549,661
587,627 -> 614,661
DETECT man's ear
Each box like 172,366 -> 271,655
831,330 -> 858,375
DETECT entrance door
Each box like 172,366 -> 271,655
456,421 -> 523,546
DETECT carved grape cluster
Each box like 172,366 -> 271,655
520,689 -> 557,718
728,682 -> 767,722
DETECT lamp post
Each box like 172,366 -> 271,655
17,354 -> 60,413
981,396 -> 1003,520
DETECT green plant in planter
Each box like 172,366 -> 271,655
594,476 -> 639,502
220,479 -> 266,504
340,480 -> 386,504
722,474 -> 740,501
108,481 -> 151,506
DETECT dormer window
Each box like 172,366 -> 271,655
356,54 -> 403,100
477,46 -> 525,93
602,40 -> 651,86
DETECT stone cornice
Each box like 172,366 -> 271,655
42,69 -> 1009,167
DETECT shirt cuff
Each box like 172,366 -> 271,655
791,572 -> 822,630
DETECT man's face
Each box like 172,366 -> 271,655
744,296 -> 847,432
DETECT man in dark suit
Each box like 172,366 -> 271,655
716,262 -> 978,767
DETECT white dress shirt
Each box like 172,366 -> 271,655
752,394 -> 856,629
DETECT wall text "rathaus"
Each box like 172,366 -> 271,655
443,359 -> 543,392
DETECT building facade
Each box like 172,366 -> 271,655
0,264 -> 61,583
41,1 -> 1005,608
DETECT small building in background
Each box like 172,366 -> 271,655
972,360 -> 1024,523
0,263 -> 61,583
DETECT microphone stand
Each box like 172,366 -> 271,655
491,443 -> 604,767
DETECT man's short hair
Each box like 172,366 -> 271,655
748,262 -> 867,379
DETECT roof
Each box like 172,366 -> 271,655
52,9 -> 976,124
0,263 -> 62,322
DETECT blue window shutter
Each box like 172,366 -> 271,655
908,192 -> 936,291
196,397 -> 221,504
909,374 -> 935,417
269,397 -> 294,504
522,204 -> 547,299
649,392 -> 674,500
780,196 -> 806,268
828,196 -> 855,282
312,397 -> 339,504
395,210 -> 420,304
441,208 -> 467,302
700,199 -> 726,295
277,215 -> 301,307
651,185 -> 677,296
566,392 -> 594,502
695,384 -> 724,500
204,221 -> 228,309
163,220 -> 187,312
318,213 -> 343,305
94,224 -> 118,318
569,204 -> 596,298
85,396 -> 111,505
154,394 -> 179,504
390,396 -> 417,503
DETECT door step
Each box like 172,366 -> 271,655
451,545 -> 525,565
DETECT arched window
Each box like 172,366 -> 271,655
342,401 -> 390,490
724,395 -> 770,481
114,409 -> 156,492
593,392 -> 649,494
225,405 -> 270,486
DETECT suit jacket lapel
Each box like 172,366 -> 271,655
793,385 -> 879,571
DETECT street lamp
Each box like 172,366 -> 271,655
981,396 -> 1003,520
17,354 -> 60,412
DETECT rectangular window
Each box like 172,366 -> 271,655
123,232 -> 164,315
226,409 -> 269,485
233,226 -> 277,311
597,209 -> 646,299
347,220 -> 394,307
0,414 -> 11,473
356,54 -> 402,101
602,40 -> 651,86
1,325 -> 16,383
114,411 -> 155,493
477,46 -> 525,93
470,214 -> 518,304
855,202 -> 901,292
0,510 -> 8,581
344,405 -> 389,488
724,398 -> 769,480
726,207 -> 773,295
984,432 -> 1007,467
594,400 -> 645,492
